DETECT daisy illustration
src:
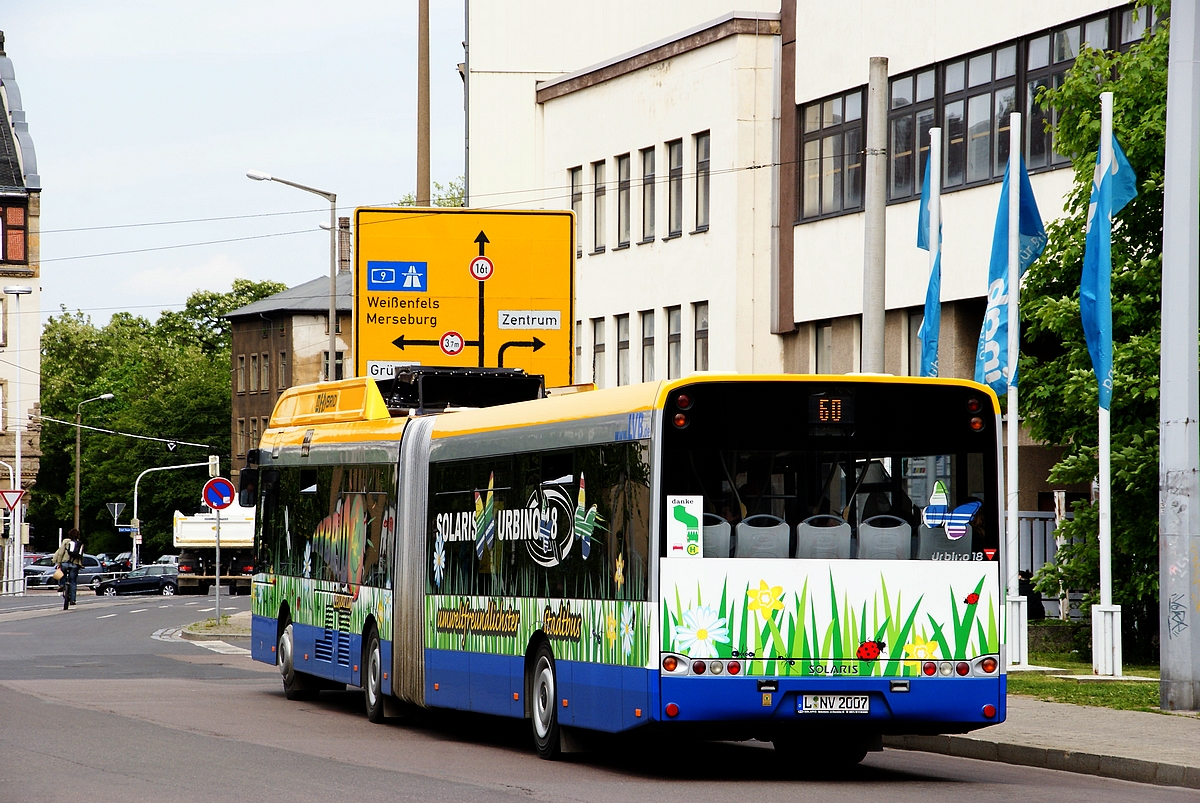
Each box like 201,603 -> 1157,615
746,580 -> 785,613
302,542 -> 312,579
620,604 -> 636,657
432,534 -> 446,589
672,605 -> 730,657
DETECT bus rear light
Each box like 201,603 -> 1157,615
956,662 -> 970,676
938,662 -> 953,677
969,416 -> 985,431
979,657 -> 999,674
673,413 -> 689,429
967,397 -> 983,413
665,703 -> 679,717
922,662 -> 937,676
709,661 -> 723,675
692,660 -> 707,675
727,661 -> 741,675
662,656 -> 678,672
676,393 -> 693,410
982,704 -> 997,718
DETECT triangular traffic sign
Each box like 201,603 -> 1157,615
0,489 -> 26,511
984,549 -> 997,561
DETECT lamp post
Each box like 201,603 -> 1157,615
4,286 -> 30,593
246,170 -> 339,381
133,462 -> 207,570
74,393 -> 115,532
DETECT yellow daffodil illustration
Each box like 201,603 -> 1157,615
614,553 -> 625,589
606,611 -> 618,646
903,635 -> 939,660
747,580 -> 785,613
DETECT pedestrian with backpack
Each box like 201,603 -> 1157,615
52,529 -> 85,610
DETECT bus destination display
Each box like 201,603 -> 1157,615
808,391 -> 855,427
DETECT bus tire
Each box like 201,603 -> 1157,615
279,622 -> 317,701
364,629 -> 385,723
529,641 -> 561,760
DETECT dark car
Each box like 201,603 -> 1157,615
95,565 -> 178,596
110,552 -> 133,572
24,554 -> 106,590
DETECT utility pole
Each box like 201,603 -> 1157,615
1160,0 -> 1200,709
861,56 -> 888,373
417,0 -> 431,206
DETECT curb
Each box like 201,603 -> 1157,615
180,626 -> 252,642
884,734 -> 1200,790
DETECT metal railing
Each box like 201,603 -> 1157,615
1018,510 -> 1081,619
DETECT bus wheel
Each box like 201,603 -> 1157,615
530,642 -> 561,760
364,629 -> 385,723
279,622 -> 316,701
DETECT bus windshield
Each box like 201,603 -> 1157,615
660,380 -> 999,562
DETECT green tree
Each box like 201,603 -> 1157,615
28,279 -> 285,557
1021,1 -> 1166,660
398,176 -> 465,208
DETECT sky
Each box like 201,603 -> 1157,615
4,0 -> 466,325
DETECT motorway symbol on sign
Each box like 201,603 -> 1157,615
469,255 -> 494,281
440,331 -> 466,356
202,477 -> 236,510
0,489 -> 25,511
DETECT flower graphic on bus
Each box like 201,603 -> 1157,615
620,604 -> 636,657
574,472 -> 601,559
672,605 -> 730,657
747,580 -> 785,613
474,472 -> 496,558
903,635 -> 939,661
302,542 -> 312,579
605,611 -> 618,647
432,534 -> 446,589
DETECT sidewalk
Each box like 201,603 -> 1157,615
885,694 -> 1200,789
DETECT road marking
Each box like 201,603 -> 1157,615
129,609 -> 147,613
97,614 -> 117,619
152,627 -> 186,643
158,605 -> 171,608
185,602 -> 198,606
197,640 -> 251,656
199,607 -> 215,612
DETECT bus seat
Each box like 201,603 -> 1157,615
918,524 -> 972,560
734,515 -> 790,559
858,515 -> 912,560
796,515 -> 852,560
703,513 -> 732,558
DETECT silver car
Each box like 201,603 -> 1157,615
23,554 -> 106,590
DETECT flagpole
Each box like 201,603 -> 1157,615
1006,112 -> 1028,668
1094,90 -> 1122,677
929,127 -> 942,326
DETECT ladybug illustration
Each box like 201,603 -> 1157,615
856,640 -> 886,661
963,593 -> 981,605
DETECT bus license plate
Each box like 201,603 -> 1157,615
798,695 -> 870,714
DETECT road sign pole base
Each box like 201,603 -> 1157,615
1007,595 -> 1028,667
1092,604 -> 1122,676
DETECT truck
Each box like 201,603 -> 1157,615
172,503 -> 256,595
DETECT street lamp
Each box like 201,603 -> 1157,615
246,170 -> 340,381
4,286 -> 30,592
74,393 -> 115,532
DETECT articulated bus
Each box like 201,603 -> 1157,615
247,371 -> 1006,763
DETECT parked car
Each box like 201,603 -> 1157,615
154,554 -> 180,567
22,552 -> 48,566
94,565 -> 178,596
23,554 -> 106,590
110,552 -> 133,572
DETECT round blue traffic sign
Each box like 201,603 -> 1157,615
203,477 -> 236,510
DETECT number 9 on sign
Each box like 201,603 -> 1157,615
440,331 -> 465,356
469,256 -> 494,281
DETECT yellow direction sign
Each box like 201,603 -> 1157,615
354,208 -> 574,387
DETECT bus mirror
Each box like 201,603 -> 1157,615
238,468 -> 258,507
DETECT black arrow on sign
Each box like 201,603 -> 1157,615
474,230 -> 489,366
392,334 -> 440,350
497,337 -> 545,367
475,230 -> 489,255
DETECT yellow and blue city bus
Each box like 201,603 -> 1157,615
248,370 -> 1005,763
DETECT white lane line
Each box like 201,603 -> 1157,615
129,609 -> 147,613
97,614 -> 117,619
197,641 -> 251,656
158,605 -> 171,608
199,607 -> 215,612
185,602 -> 198,606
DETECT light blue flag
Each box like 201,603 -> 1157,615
974,155 -> 1047,395
916,162 -> 941,377
1080,135 -> 1137,411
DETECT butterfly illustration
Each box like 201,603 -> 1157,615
922,500 -> 982,541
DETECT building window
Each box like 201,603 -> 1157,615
237,355 -> 246,393
616,154 -> 631,247
261,353 -> 270,392
249,354 -> 259,392
938,44 -> 1018,192
0,204 -> 27,264
593,160 -> 607,253
323,351 -> 344,381
1027,15 -> 1111,171
799,89 -> 865,220
325,316 -> 342,335
236,418 -> 246,457
815,322 -> 832,374
640,147 -> 655,242
888,70 -> 937,201
616,314 -> 630,386
592,318 -> 606,388
641,310 -> 655,382
570,167 -> 583,257
667,140 -> 683,237
261,417 -> 270,440
575,320 -> 583,384
250,417 -> 259,450
279,351 -> 287,389
667,306 -> 681,379
693,302 -> 709,371
694,131 -> 710,231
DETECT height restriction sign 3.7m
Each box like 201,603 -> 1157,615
354,208 -> 574,387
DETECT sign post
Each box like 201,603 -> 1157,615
354,208 -> 574,386
202,477 -> 236,622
